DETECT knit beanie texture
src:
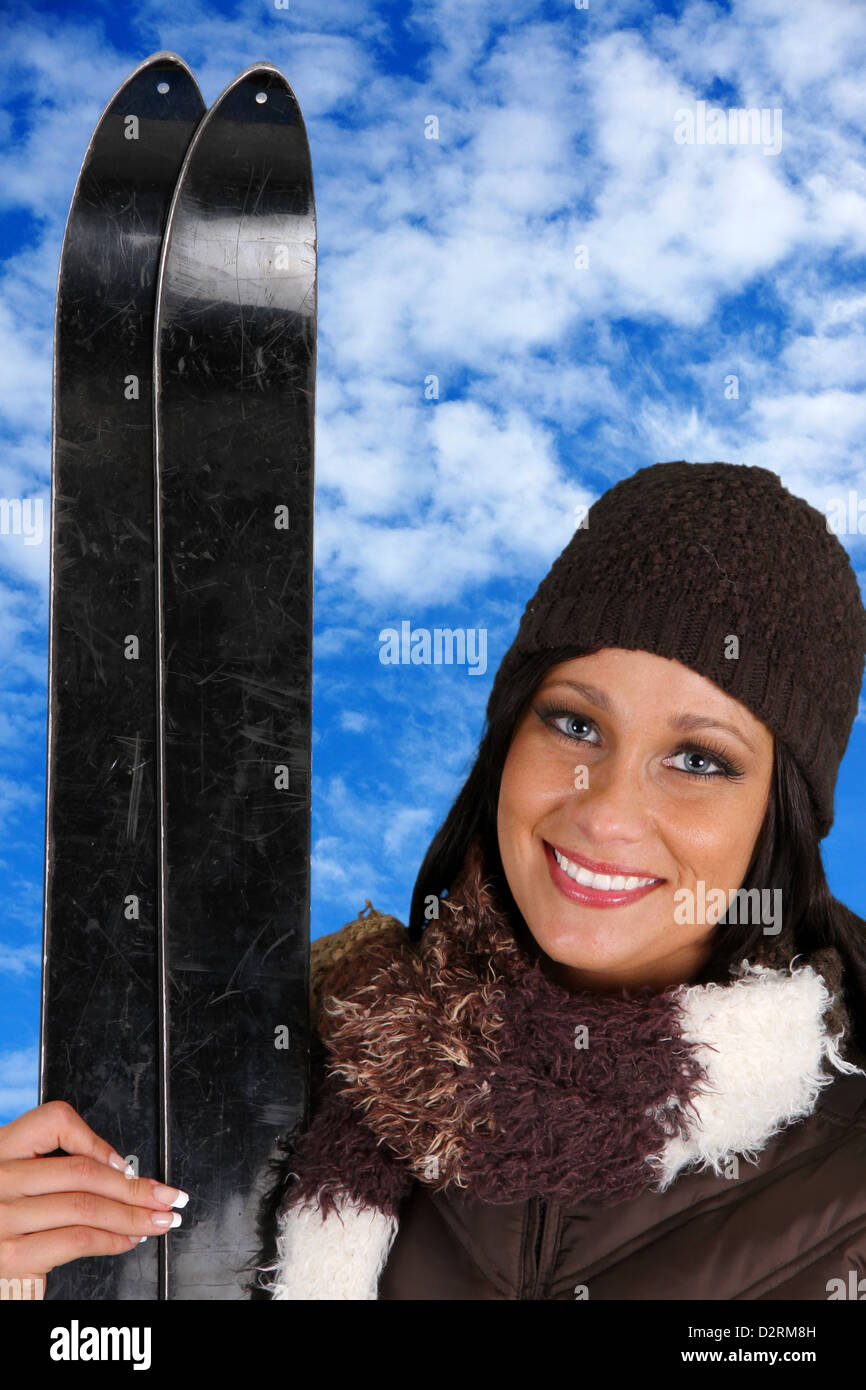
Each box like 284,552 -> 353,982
489,461 -> 866,837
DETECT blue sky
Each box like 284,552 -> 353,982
1,0 -> 865,1121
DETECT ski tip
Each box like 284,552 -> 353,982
217,60 -> 304,101
204,61 -> 306,121
233,60 -> 289,81
136,50 -> 196,74
104,51 -> 204,119
98,51 -> 203,116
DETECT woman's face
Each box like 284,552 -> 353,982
496,647 -> 775,993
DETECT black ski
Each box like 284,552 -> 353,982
153,62 -> 316,1298
40,52 -> 205,1300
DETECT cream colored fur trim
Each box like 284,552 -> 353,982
266,1192 -> 399,1300
649,960 -> 863,1190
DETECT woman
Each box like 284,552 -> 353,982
3,459 -> 866,1300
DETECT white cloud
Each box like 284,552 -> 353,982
339,709 -> 369,732
382,804 -> 433,859
748,390 -> 866,489
0,1044 -> 38,1123
0,866 -> 44,933
0,775 -> 41,832
0,585 -> 49,683
781,331 -> 866,391
0,942 -> 41,976
316,398 -> 591,606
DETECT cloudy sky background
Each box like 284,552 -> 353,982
1,0 -> 865,1120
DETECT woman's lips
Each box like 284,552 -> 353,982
543,840 -> 665,909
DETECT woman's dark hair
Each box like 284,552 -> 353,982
408,644 -> 866,1053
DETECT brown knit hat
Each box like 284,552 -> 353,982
489,460 -> 866,838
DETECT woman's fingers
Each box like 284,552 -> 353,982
0,1154 -> 187,1211
0,1100 -> 129,1171
0,1191 -> 182,1242
0,1102 -> 191,1295
0,1227 -> 147,1285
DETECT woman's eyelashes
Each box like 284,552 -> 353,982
531,703 -> 746,781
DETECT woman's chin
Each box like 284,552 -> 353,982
531,925 -> 655,983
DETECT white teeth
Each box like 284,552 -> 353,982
553,847 -> 656,891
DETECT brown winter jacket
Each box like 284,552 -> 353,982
379,1053 -> 866,1299
268,903 -> 866,1302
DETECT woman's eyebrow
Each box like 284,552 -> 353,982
539,679 -> 758,755
668,711 -> 757,755
542,679 -> 613,710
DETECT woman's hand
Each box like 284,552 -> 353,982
0,1100 -> 188,1300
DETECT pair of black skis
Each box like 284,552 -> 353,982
40,51 -> 315,1299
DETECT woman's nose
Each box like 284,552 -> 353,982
567,750 -> 654,842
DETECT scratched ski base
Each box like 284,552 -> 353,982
40,53 -> 204,1300
153,63 -> 316,1298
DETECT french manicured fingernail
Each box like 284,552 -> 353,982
152,1183 -> 189,1208
108,1153 -> 130,1173
128,1235 -> 147,1245
150,1211 -> 182,1229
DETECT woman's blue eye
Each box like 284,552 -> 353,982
668,749 -> 726,778
553,714 -> 596,742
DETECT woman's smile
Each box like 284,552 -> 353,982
543,838 -> 665,908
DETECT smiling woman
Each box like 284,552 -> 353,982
257,458 -> 866,1301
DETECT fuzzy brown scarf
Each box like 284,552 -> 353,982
279,836 -> 850,1222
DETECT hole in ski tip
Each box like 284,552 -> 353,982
255,91 -> 268,104
157,81 -> 170,94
